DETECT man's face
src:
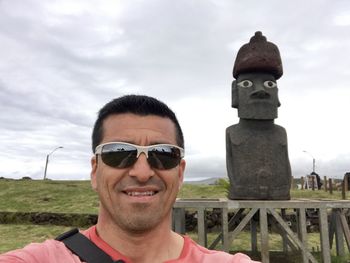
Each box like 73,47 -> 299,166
234,72 -> 280,119
91,113 -> 185,233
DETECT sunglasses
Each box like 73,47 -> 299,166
95,142 -> 184,170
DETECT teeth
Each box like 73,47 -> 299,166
127,191 -> 155,196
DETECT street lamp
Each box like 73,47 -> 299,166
43,146 -> 63,180
303,150 -> 315,173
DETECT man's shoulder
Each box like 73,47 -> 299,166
179,236 -> 259,263
0,239 -> 81,263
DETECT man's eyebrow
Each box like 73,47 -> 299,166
144,141 -> 175,146
103,140 -> 175,145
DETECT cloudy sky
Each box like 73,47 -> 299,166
1,0 -> 349,181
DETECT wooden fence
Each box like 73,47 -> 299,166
172,199 -> 350,263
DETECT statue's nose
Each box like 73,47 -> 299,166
250,89 -> 270,99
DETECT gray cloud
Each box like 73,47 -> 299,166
0,0 -> 349,180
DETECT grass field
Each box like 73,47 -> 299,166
1,179 -> 349,262
0,179 -> 99,213
0,179 -> 347,213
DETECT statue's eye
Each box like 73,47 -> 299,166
263,80 -> 277,88
237,80 -> 253,88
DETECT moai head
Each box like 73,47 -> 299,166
231,31 -> 282,120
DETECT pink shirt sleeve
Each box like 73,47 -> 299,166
0,240 -> 83,263
231,253 -> 261,263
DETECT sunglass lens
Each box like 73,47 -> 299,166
148,146 -> 181,169
100,144 -> 137,168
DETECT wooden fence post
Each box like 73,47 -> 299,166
301,176 -> 304,190
344,173 -> 349,192
197,208 -> 207,247
329,178 -> 333,195
172,208 -> 186,234
324,176 -> 328,192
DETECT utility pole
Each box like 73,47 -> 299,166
303,150 -> 316,173
43,146 -> 63,180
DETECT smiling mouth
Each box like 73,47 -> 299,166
124,191 -> 158,197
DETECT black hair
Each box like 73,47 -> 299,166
92,95 -> 184,152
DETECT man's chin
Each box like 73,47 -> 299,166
119,214 -> 162,234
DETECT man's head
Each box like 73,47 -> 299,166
92,95 -> 184,153
90,95 -> 186,234
231,31 -> 282,120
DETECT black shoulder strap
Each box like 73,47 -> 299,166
56,228 -> 125,263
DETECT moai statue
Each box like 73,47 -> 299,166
226,31 -> 291,200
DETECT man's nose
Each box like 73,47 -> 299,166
128,153 -> 155,182
250,84 -> 270,99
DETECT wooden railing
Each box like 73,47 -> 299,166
172,199 -> 350,263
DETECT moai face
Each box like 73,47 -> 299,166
232,72 -> 281,120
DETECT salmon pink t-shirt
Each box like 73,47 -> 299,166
0,226 -> 259,263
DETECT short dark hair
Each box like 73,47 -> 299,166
92,95 -> 184,152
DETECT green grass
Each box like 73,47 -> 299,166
178,183 -> 229,199
0,179 -> 346,214
0,224 -> 73,253
189,231 -> 350,263
0,179 -> 99,213
1,179 -> 349,262
290,188 -> 347,200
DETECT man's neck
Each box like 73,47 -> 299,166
95,216 -> 184,263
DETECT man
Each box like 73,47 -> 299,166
1,95 -> 258,262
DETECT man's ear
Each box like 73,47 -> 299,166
90,155 -> 98,192
178,159 -> 186,190
231,80 -> 238,108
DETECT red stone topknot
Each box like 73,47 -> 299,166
233,31 -> 283,79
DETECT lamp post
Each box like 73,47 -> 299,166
303,150 -> 315,173
43,146 -> 63,180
